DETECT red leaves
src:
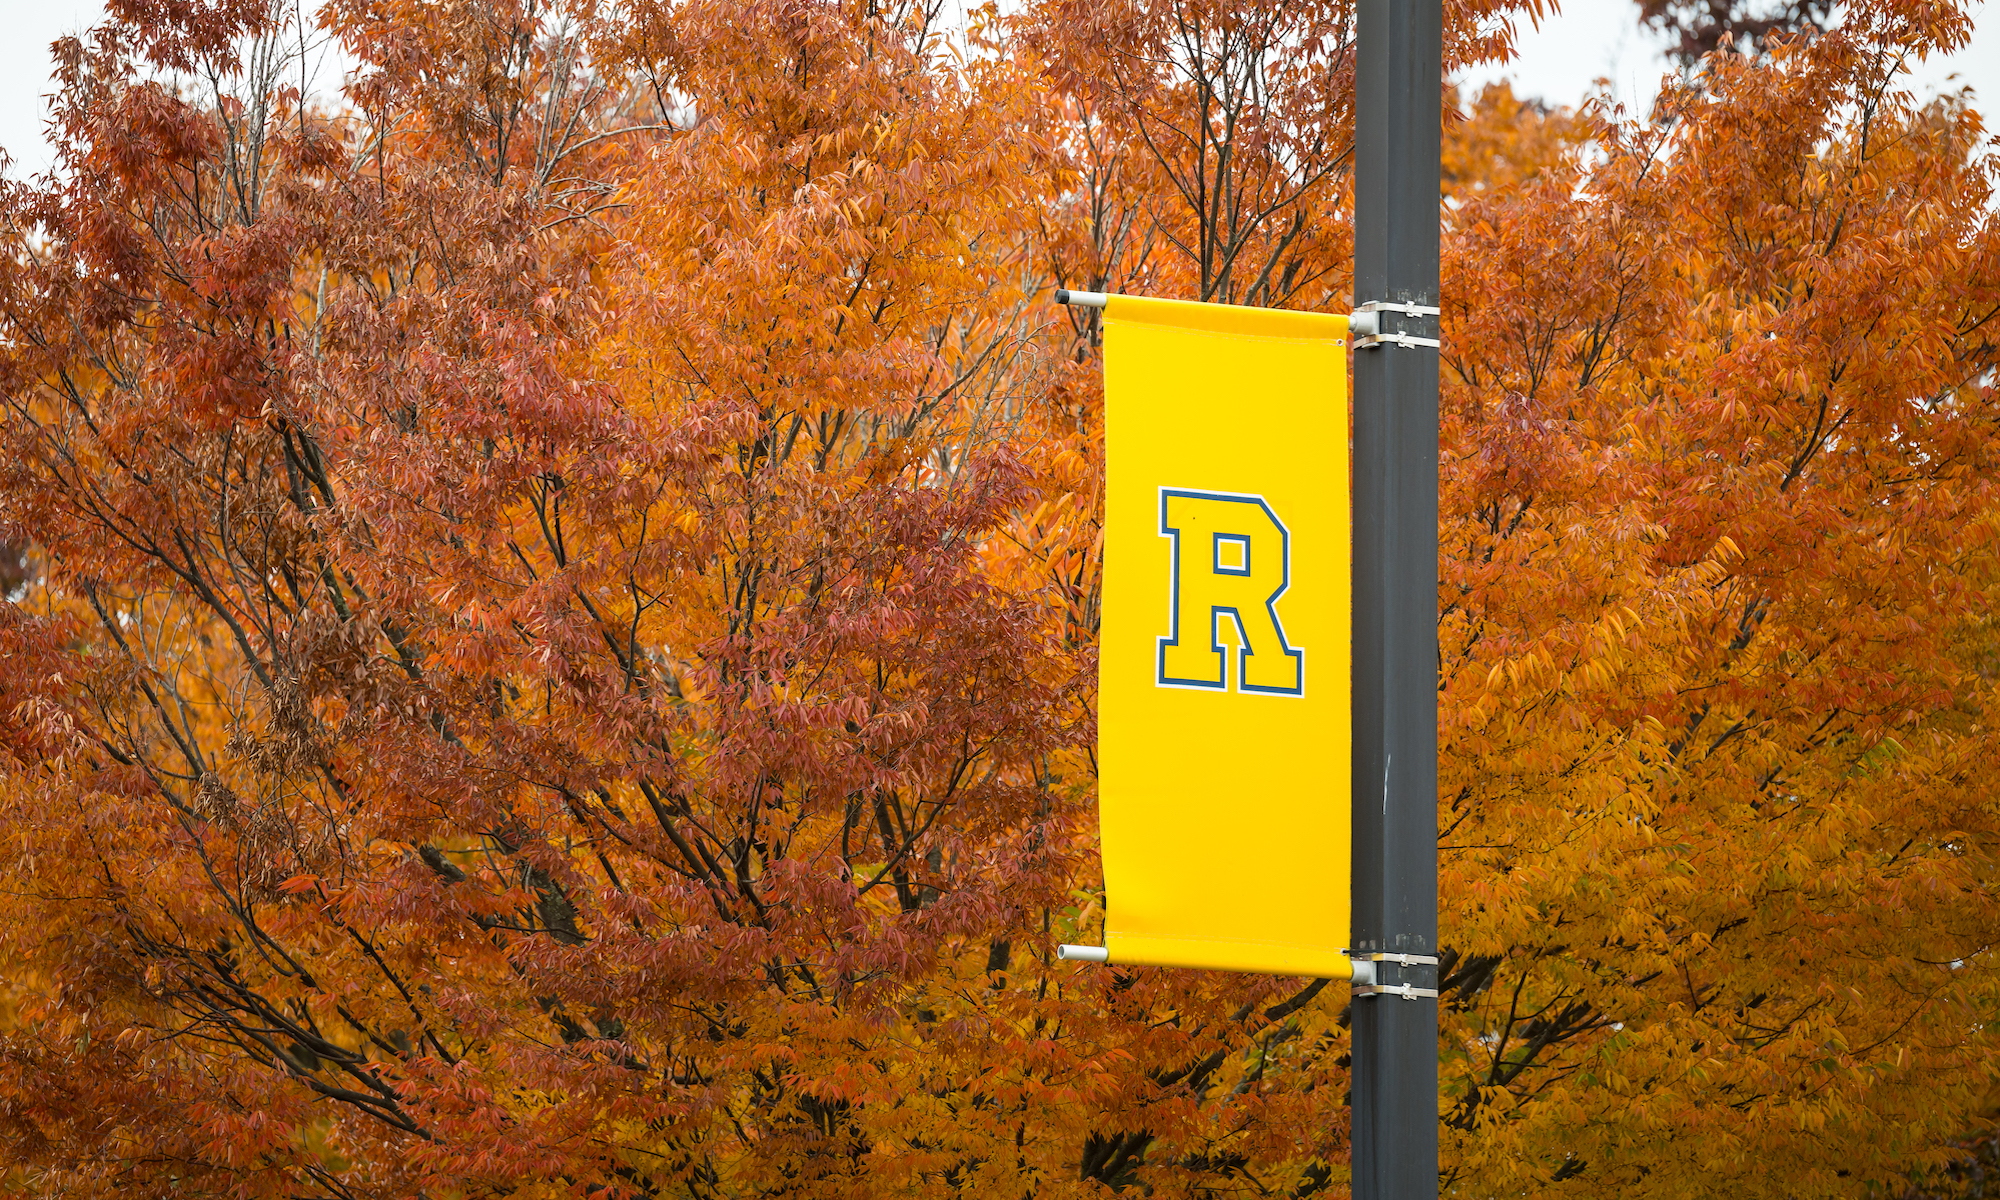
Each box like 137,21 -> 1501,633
4,0 -> 1997,1195
104,0 -> 287,73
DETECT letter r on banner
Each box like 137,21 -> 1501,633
1158,488 -> 1303,695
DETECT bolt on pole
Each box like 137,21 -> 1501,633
1350,1 -> 1442,1198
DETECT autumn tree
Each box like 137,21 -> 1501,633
3,0 -> 2000,1196
1637,0 -> 1836,64
0,0 -> 1356,1194
1433,6 -> 2000,1194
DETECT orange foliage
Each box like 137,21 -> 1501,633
0,0 -> 1995,1197
1437,16 -> 2000,1193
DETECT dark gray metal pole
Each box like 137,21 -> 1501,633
1350,1 -> 1441,1198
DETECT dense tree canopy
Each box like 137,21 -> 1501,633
0,0 -> 1995,1196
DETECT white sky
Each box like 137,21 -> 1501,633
2,0 -> 1996,179
1,0 -> 107,179
0,0 -> 343,180
1453,0 -> 2000,122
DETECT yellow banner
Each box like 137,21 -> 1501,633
1097,295 -> 1352,978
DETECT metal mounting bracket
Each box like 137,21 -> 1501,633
1348,300 -> 1441,351
1346,950 -> 1440,999
1354,982 -> 1440,1000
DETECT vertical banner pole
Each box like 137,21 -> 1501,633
1351,1 -> 1442,1199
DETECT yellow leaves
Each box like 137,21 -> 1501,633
4,0 -> 1999,1194
1436,40 -> 2000,1186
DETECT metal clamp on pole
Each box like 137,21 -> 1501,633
1355,982 -> 1440,1000
1346,951 -> 1441,1000
1348,300 -> 1441,351
1055,289 -> 1109,309
1364,952 -> 1439,967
